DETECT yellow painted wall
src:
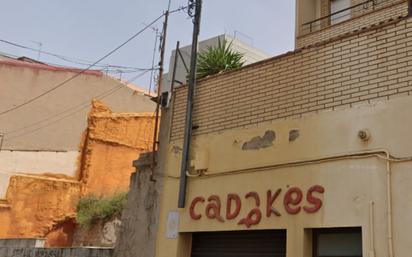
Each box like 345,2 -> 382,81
155,95 -> 412,257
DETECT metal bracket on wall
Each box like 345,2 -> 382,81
0,133 -> 4,150
170,41 -> 190,96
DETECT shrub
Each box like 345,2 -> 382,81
76,192 -> 127,228
196,39 -> 245,79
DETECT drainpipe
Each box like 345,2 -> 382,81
369,201 -> 375,257
384,150 -> 394,257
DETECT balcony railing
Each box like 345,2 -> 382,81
301,0 -> 388,35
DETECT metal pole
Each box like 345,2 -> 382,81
409,0 -> 412,16
170,41 -> 180,95
178,0 -> 202,208
151,10 -> 169,181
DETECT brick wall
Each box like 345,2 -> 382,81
321,0 -> 331,29
298,0 -> 407,47
170,17 -> 412,141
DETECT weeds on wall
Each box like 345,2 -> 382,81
76,192 -> 127,228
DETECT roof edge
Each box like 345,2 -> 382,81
0,59 -> 103,76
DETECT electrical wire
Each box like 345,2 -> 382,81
0,13 -> 165,116
0,39 -> 151,71
2,69 -> 152,142
0,5 -> 188,117
0,48 -> 154,76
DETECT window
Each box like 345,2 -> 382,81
313,227 -> 362,257
330,0 -> 352,25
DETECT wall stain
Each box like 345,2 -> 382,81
242,130 -> 276,150
289,129 -> 300,142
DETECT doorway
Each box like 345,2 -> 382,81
191,230 -> 287,257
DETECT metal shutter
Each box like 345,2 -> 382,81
191,230 -> 286,257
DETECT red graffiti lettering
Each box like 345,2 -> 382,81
205,195 -> 224,222
239,191 -> 262,228
284,187 -> 303,215
226,194 -> 241,220
189,185 -> 325,224
266,189 -> 282,217
245,191 -> 260,206
190,197 -> 205,220
303,185 -> 325,213
238,208 -> 262,228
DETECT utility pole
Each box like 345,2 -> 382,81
151,8 -> 170,181
178,0 -> 202,208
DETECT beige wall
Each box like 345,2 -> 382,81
0,61 -> 156,200
0,150 -> 78,197
155,95 -> 412,257
0,61 -> 156,151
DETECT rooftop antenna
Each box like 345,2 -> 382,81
31,41 -> 43,61
141,22 -> 161,95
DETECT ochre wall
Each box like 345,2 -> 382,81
0,101 -> 156,246
78,101 -> 156,196
0,175 -> 79,238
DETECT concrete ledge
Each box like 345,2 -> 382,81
0,247 -> 113,257
0,239 -> 45,248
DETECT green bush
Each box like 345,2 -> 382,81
196,39 -> 245,79
76,192 -> 127,228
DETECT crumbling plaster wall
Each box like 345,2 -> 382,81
0,175 -> 80,239
78,101 -> 156,196
0,101 -> 156,248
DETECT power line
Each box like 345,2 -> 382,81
0,5 -> 188,71
0,13 -> 165,117
0,48 -> 155,75
0,39 -> 151,71
3,69 -> 152,142
0,5 -> 189,117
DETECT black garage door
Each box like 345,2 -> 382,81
191,230 -> 286,257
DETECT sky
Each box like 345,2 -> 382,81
0,0 -> 296,90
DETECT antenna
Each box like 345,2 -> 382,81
31,41 -> 43,61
